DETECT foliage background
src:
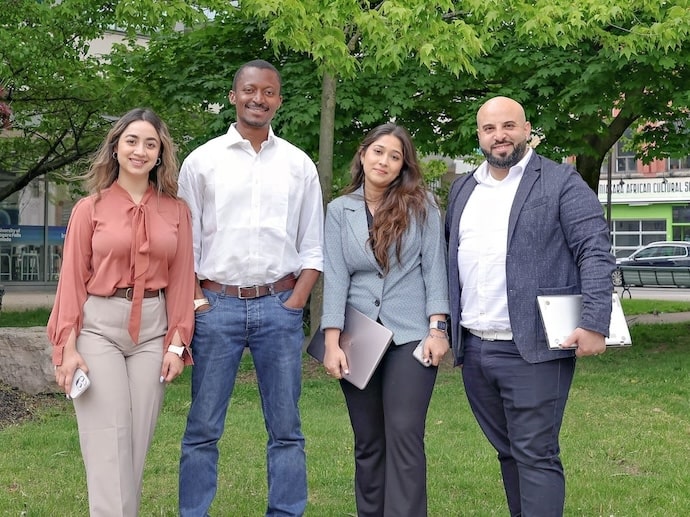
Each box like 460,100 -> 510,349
4,1 -> 690,202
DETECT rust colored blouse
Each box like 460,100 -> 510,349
47,183 -> 195,365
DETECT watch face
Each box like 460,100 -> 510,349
434,321 -> 447,331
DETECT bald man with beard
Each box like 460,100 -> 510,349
445,96 -> 615,516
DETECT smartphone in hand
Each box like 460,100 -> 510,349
68,368 -> 91,399
413,340 -> 432,367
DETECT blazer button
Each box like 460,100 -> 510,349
377,272 -> 383,279
374,299 -> 380,307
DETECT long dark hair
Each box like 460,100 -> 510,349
345,123 -> 428,272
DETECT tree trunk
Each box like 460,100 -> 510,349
575,153 -> 605,192
309,71 -> 337,338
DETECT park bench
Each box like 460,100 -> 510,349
618,265 -> 690,298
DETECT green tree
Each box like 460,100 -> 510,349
0,0 -> 128,202
239,0 -> 690,190
387,1 -> 690,189
6,1 -> 690,202
105,10 -> 323,163
111,0 -> 488,194
241,0 -> 484,202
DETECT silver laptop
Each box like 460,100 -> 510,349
307,305 -> 394,389
537,293 -> 632,349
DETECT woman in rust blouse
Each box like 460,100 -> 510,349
48,108 -> 195,516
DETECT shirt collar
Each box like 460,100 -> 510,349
110,181 -> 154,204
226,123 -> 276,149
474,147 -> 533,185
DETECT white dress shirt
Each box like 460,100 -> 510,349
178,124 -> 324,285
457,148 -> 533,332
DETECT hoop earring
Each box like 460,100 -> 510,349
112,152 -> 118,160
155,157 -> 161,166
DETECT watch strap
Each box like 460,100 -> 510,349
429,321 -> 447,332
167,345 -> 185,358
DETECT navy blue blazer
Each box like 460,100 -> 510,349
445,152 -> 615,365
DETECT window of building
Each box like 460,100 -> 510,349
672,205 -> 690,224
671,205 -> 690,241
668,156 -> 690,171
616,129 -> 637,174
611,219 -> 667,258
672,226 -> 690,241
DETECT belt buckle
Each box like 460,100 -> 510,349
238,285 -> 260,299
125,287 -> 134,301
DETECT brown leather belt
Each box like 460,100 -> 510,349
200,274 -> 297,299
111,288 -> 162,301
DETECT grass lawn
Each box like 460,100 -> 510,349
1,299 -> 689,516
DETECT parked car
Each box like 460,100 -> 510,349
612,241 -> 690,286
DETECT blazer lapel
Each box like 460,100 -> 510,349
342,188 -> 383,273
449,174 -> 479,245
507,153 -> 541,246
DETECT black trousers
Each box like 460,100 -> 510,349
461,332 -> 576,517
340,340 -> 438,517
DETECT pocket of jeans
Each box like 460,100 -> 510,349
274,290 -> 303,314
195,289 -> 218,316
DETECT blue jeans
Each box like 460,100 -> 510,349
179,288 -> 307,517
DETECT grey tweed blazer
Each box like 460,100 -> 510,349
445,152 -> 616,365
321,187 -> 450,345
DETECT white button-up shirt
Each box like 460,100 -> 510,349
457,148 -> 533,332
178,124 -> 324,285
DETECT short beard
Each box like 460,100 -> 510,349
482,140 -> 528,170
239,114 -> 270,129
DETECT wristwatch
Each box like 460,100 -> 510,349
167,345 -> 185,358
429,321 -> 448,333
193,298 -> 209,311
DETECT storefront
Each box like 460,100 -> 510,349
0,225 -> 65,283
599,176 -> 690,258
0,176 -> 69,286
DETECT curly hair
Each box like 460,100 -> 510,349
344,123 -> 429,273
85,108 -> 179,198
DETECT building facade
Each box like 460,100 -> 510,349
601,166 -> 690,259
452,149 -> 690,262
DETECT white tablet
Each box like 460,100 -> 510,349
537,293 -> 632,349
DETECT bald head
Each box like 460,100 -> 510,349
476,96 -> 527,128
476,96 -> 531,178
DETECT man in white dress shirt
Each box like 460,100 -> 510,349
177,59 -> 324,517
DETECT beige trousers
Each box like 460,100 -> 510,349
73,294 -> 167,517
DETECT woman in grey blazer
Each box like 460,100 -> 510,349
321,123 -> 450,517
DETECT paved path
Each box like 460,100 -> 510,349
626,311 -> 690,325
